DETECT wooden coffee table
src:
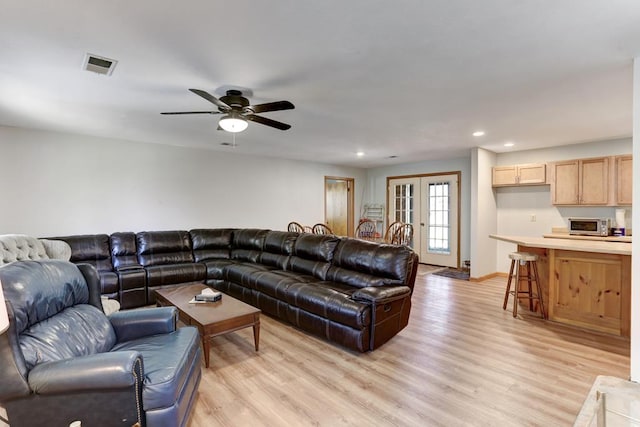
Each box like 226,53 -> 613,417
155,284 -> 260,368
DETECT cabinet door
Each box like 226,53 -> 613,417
492,166 -> 518,186
517,163 -> 546,184
616,155 -> 632,205
580,157 -> 609,205
550,160 -> 579,204
550,250 -> 629,336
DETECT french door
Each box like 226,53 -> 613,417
388,172 -> 459,267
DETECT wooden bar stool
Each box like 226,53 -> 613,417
503,252 -> 546,319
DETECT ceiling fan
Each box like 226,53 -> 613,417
161,89 -> 295,132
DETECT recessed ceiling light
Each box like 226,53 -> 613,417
356,151 -> 365,157
504,142 -> 514,147
472,131 -> 485,137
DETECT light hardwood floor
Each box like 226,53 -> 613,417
188,265 -> 630,427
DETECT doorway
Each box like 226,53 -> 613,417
324,177 -> 354,237
387,172 -> 460,268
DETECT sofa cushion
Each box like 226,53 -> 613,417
136,231 -> 194,266
190,228 -> 234,262
242,270 -> 309,301
110,325 -> 200,411
287,234 -> 340,280
223,262 -> 275,288
259,231 -> 298,269
201,258 -> 238,280
231,229 -> 269,263
0,234 -> 49,266
53,234 -> 114,273
110,232 -> 142,270
145,263 -> 206,287
39,239 -> 72,261
327,239 -> 414,287
20,305 -> 116,370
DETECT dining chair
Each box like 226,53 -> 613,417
355,219 -> 378,241
391,223 -> 414,247
384,221 -> 403,243
287,221 -> 305,233
312,223 -> 334,235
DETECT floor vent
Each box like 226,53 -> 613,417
82,53 -> 117,76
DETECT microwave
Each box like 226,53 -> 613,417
568,218 -> 610,236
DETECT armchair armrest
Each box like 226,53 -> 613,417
28,351 -> 142,394
110,306 -> 177,342
352,286 -> 411,304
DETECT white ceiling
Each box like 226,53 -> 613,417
1,1 -> 639,168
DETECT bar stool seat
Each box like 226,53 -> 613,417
503,251 -> 546,319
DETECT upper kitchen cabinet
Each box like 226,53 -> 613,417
550,157 -> 610,205
615,155 -> 632,206
492,163 -> 546,187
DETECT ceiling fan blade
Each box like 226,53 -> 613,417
246,114 -> 291,130
160,111 -> 220,115
250,100 -> 295,114
189,89 -> 230,111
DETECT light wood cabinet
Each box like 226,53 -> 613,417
492,163 -> 546,187
548,250 -> 630,336
550,157 -> 610,205
616,155 -> 632,205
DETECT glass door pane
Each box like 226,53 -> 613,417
427,181 -> 450,254
394,183 -> 414,224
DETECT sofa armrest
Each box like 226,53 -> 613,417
110,306 -> 177,342
352,286 -> 411,304
28,351 -> 143,394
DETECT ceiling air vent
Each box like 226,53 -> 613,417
82,53 -> 117,76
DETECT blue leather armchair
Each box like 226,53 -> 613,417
0,260 -> 201,427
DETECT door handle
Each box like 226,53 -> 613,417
420,223 -> 425,226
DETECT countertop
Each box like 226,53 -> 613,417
490,234 -> 632,255
543,233 -> 632,243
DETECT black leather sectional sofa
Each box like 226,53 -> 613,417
51,229 -> 419,352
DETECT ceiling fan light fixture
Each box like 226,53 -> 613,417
219,114 -> 248,133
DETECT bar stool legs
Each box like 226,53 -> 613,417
503,252 -> 546,319
502,257 -> 515,312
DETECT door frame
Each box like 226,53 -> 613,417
324,176 -> 355,237
386,171 -> 461,267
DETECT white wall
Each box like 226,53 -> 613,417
470,148 -> 498,279
0,126 -> 365,236
363,156 -> 471,263
493,138 -> 633,273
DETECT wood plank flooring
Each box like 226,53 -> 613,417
188,265 -> 630,427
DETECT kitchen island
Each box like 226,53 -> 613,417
490,234 -> 631,337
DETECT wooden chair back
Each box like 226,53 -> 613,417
312,223 -> 334,235
391,223 -> 414,247
287,222 -> 305,233
355,219 -> 378,240
384,221 -> 403,243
